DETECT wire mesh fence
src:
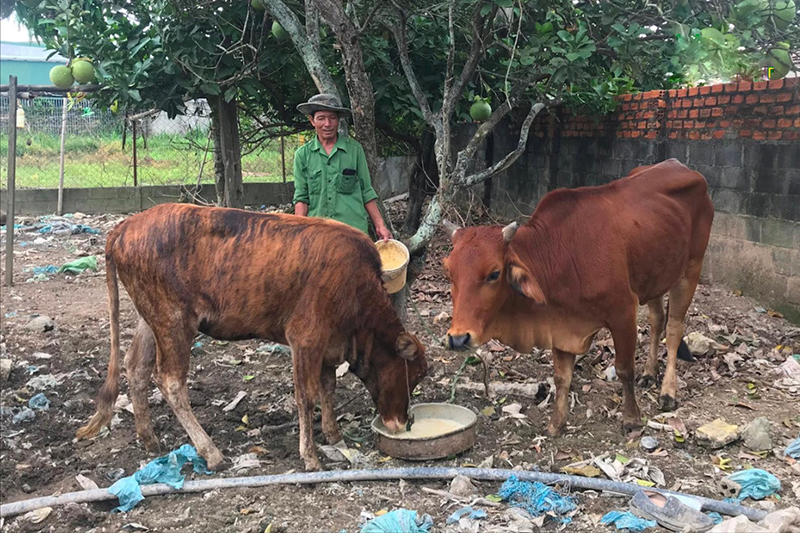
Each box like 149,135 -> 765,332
0,96 -> 297,190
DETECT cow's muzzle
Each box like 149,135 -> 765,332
448,333 -> 471,351
382,417 -> 406,434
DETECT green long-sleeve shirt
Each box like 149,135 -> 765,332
292,135 -> 379,235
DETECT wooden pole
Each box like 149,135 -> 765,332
280,136 -> 286,183
57,96 -> 68,215
5,76 -> 18,287
132,120 -> 138,187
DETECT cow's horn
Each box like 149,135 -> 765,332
502,221 -> 519,243
442,219 -> 460,240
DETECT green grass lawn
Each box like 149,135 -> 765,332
0,132 -> 295,189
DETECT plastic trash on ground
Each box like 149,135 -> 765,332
497,474 -> 577,524
59,255 -> 98,274
784,435 -> 800,459
108,444 -> 214,512
601,510 -> 657,531
446,506 -> 487,525
725,469 -> 781,501
28,393 -> 51,410
31,265 -> 58,276
360,509 -> 433,533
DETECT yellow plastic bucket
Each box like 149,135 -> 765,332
375,239 -> 409,294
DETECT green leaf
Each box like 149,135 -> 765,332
201,83 -> 221,95
493,0 -> 513,7
486,494 -> 503,502
480,4 -> 493,17
243,375 -> 255,381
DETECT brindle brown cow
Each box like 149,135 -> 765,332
443,159 -> 713,436
76,203 -> 427,471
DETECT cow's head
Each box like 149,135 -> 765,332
443,219 -> 545,351
359,331 -> 427,434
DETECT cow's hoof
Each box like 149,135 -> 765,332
659,394 -> 678,412
623,420 -> 643,437
638,374 -> 657,388
304,458 -> 323,471
546,422 -> 564,437
140,434 -> 160,453
324,432 -> 343,446
204,448 -> 225,471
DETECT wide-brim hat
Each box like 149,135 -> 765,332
297,93 -> 352,117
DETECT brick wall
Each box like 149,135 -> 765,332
484,79 -> 800,321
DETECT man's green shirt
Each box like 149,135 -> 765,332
292,135 -> 378,235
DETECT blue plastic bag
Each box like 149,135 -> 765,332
360,509 -> 433,533
707,512 -> 724,525
601,511 -> 657,531
726,469 -> 781,501
497,475 -> 576,524
108,444 -> 214,512
28,393 -> 51,410
446,506 -> 487,525
784,435 -> 800,459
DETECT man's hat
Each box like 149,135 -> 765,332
297,93 -> 352,117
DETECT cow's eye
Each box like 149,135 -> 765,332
487,270 -> 500,282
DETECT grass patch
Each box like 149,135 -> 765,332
0,132 -> 296,189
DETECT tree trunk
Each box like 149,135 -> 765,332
210,103 -> 225,205
209,94 -> 244,209
404,130 -> 437,234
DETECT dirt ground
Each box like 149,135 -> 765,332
1,202 -> 799,533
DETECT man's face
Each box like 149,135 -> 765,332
310,111 -> 339,142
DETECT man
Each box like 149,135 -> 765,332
293,93 -> 392,240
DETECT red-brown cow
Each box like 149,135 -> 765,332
76,203 -> 427,471
443,159 -> 713,436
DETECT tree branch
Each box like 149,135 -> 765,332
462,102 -> 547,187
358,2 -> 381,34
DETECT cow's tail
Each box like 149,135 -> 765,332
665,297 -> 696,363
75,245 -> 122,440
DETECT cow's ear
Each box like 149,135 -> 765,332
507,261 -> 546,304
396,333 -> 422,361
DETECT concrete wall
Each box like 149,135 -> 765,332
0,182 -> 295,216
375,156 -> 415,199
485,78 -> 800,321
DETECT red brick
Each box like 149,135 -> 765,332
785,131 -> 799,140
720,120 -> 731,128
768,131 -> 782,140
684,120 -> 694,128
624,131 -> 632,138
668,89 -> 678,98
777,93 -> 792,103
740,130 -> 753,138
778,118 -> 793,128
677,110 -> 688,119
733,119 -> 745,128
718,95 -> 731,105
713,130 -> 726,139
705,97 -> 717,106
746,94 -> 759,104
666,120 -> 673,128
711,84 -> 724,94
643,90 -> 662,99
701,131 -> 714,140
724,83 -> 739,93
712,108 -> 723,117
700,109 -> 712,118
631,131 -> 642,138
738,82 -> 752,91
643,111 -> 656,119
745,118 -> 761,128
688,87 -> 700,96
668,131 -> 679,139
668,110 -> 678,119
770,106 -> 785,115
787,105 -> 800,115
621,94 -> 633,102
786,78 -> 799,88
696,120 -> 707,129
753,131 -> 766,140
677,89 -> 689,98
656,99 -> 667,108
633,93 -> 643,100
753,81 -> 768,91
638,121 -> 646,129
754,106 -> 768,114
761,94 -> 777,104
700,86 -> 712,95
733,95 -> 745,104
682,99 -> 693,108
616,131 -> 626,138
694,98 -> 706,108
688,109 -> 698,118
768,79 -> 784,90
645,131 -> 658,140
689,131 -> 701,140
762,119 -> 777,128
631,103 -> 640,110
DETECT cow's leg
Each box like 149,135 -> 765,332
288,341 -> 324,471
610,311 -> 642,433
152,328 -> 224,470
640,297 -> 666,388
125,318 -> 159,452
660,260 -> 702,412
320,366 -> 342,445
546,349 -> 576,437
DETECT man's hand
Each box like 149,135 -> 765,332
295,202 -> 309,217
375,224 -> 392,241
